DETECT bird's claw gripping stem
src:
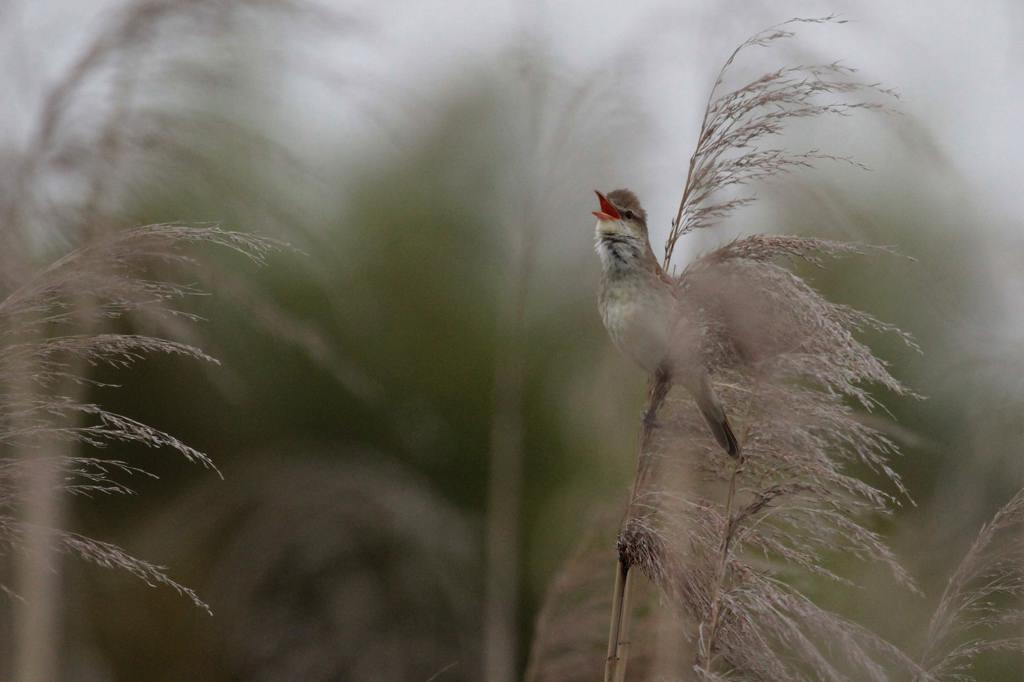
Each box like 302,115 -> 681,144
642,407 -> 660,429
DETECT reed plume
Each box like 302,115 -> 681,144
0,224 -> 283,611
525,15 -> 1024,682
0,2 -> 353,678
918,489 -> 1024,681
580,16 -> 948,681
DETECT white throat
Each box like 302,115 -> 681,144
594,220 -> 645,273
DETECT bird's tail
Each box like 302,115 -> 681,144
693,376 -> 740,458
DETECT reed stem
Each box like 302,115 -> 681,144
604,370 -> 670,682
603,558 -> 630,682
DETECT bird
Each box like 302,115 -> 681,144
593,188 -> 739,457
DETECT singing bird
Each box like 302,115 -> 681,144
593,189 -> 739,457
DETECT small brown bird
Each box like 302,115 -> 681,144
593,189 -> 739,457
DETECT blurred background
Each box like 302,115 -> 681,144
0,0 -> 1021,680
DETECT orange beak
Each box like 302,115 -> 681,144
592,191 -> 621,221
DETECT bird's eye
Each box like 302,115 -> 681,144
622,210 -> 635,221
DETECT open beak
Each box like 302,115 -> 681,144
592,190 -> 621,221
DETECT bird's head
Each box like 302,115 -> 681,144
593,189 -> 648,241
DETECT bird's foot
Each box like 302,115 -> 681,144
642,409 -> 661,430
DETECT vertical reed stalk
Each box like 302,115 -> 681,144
13,291 -> 98,682
603,558 -> 629,682
483,206 -> 536,682
698,388 -> 756,674
603,372 -> 670,682
10,345 -> 61,682
699,462 -> 740,673
612,567 -> 634,682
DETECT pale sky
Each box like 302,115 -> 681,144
303,0 -> 1024,223
4,0 -> 1022,267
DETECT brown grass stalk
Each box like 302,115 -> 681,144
603,555 -> 630,682
604,372 -> 671,682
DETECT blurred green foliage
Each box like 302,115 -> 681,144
53,60 -> 1021,682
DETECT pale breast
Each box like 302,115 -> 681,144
599,274 -> 674,373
